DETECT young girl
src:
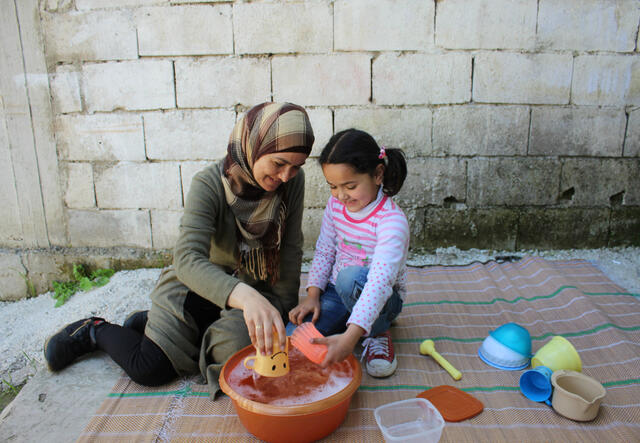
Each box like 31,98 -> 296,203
288,129 -> 409,378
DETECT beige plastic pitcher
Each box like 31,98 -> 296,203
550,370 -> 606,421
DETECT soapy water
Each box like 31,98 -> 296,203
228,347 -> 354,406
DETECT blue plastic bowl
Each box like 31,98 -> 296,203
489,323 -> 532,357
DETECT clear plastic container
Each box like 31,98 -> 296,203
374,398 -> 445,443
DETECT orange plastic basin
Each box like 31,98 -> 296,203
219,344 -> 362,443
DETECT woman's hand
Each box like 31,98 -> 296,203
288,286 -> 322,325
227,282 -> 286,356
312,324 -> 365,368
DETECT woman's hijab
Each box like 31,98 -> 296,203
222,102 -> 314,284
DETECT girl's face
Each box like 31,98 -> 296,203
322,163 -> 384,212
253,152 -> 308,192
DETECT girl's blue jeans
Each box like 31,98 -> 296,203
286,266 -> 403,338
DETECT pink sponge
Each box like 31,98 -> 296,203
290,322 -> 328,365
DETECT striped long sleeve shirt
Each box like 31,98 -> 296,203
307,188 -> 410,335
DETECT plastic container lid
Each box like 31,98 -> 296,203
417,386 -> 484,422
374,398 -> 444,443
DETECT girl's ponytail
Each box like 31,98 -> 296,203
381,148 -> 407,196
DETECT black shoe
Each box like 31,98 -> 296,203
44,317 -> 105,371
123,310 -> 148,334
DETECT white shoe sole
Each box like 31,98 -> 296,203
366,356 -> 398,378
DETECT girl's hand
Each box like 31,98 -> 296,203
288,286 -> 322,325
312,324 -> 365,368
227,282 -> 286,356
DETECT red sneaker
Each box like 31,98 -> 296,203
362,330 -> 397,377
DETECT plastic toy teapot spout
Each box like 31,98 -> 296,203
420,339 -> 462,381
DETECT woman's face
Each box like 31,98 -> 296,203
252,152 -> 308,192
322,163 -> 383,212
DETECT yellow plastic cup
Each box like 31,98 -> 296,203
244,331 -> 290,377
532,336 -> 582,372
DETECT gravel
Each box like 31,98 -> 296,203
1,246 -> 638,392
0,269 -> 159,391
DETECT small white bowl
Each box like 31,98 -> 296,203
374,398 -> 444,443
478,335 -> 530,370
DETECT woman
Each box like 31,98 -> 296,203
44,102 -> 314,397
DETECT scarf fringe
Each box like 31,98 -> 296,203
240,203 -> 286,285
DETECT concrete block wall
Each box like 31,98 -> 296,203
1,0 -> 640,299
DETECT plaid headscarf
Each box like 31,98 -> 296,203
221,103 -> 314,284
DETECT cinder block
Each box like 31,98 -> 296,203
181,161 -> 210,203
517,208 -> 609,249
0,114 -> 21,247
94,162 -> 182,209
0,253 -> 27,301
374,53 -> 471,105
560,158 -> 640,206
21,249 -> 168,292
42,10 -> 137,64
530,107 -> 626,156
145,109 -> 235,160
572,55 -> 640,106
56,114 -> 145,161
625,109 -> 640,157
402,207 -> 425,248
302,162 -> 331,208
302,208 -> 323,250
334,0 -> 432,51
610,207 -> 640,246
84,60 -> 175,112
273,55 -> 370,106
234,3 -> 332,54
422,208 -> 519,250
176,57 -> 270,108
64,162 -> 95,209
621,159 -> 640,205
171,0 -> 226,3
68,209 -> 152,248
436,0 -> 536,49
20,251 -> 67,295
151,210 -> 183,250
137,5 -> 233,56
77,0 -> 163,8
468,158 -> 561,206
335,107 -> 432,157
306,108 -> 333,158
474,53 -> 572,104
50,65 -> 81,113
433,105 -> 529,156
396,157 -> 466,207
538,0 -> 640,51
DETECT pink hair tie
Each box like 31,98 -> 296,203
378,145 -> 386,159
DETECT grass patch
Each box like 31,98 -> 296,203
52,264 -> 115,307
0,382 -> 24,414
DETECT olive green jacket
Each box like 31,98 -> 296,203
145,160 -> 304,395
